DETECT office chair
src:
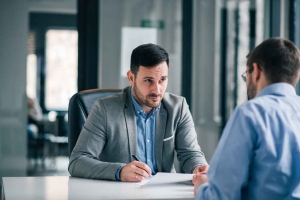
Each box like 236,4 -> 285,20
68,88 -> 122,156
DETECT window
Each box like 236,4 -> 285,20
27,32 -> 37,99
45,29 -> 78,110
27,54 -> 37,99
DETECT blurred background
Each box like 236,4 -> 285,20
1,0 -> 300,197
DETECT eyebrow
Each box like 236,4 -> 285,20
142,76 -> 168,79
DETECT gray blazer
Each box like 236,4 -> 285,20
69,86 -> 207,180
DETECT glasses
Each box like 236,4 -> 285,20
241,66 -> 253,82
241,65 -> 261,82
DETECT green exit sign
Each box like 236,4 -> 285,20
141,20 -> 164,30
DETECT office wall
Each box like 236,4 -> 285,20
99,0 -> 125,89
28,0 -> 76,14
192,0 -> 221,162
0,0 -> 28,194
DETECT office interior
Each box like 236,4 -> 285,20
0,0 -> 300,198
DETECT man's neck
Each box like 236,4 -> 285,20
132,93 -> 152,114
255,73 -> 270,96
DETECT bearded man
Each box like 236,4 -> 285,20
69,43 -> 208,182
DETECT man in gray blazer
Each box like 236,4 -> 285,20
69,44 -> 208,182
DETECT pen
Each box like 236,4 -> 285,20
132,154 -> 141,162
131,154 -> 153,177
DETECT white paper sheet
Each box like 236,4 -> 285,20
135,176 -> 152,186
136,172 -> 194,186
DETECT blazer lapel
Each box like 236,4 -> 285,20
124,87 -> 137,159
155,104 -> 167,172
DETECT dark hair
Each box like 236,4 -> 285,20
247,37 -> 300,86
130,43 -> 169,75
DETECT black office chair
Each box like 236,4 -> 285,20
68,88 -> 122,156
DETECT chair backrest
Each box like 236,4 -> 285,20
68,88 -> 122,156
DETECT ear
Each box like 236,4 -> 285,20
127,70 -> 135,86
252,63 -> 261,83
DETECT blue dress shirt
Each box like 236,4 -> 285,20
115,94 -> 159,180
196,83 -> 300,200
131,94 -> 159,175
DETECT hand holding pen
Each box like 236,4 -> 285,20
119,154 -> 152,182
132,154 -> 153,177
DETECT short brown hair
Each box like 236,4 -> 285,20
247,38 -> 300,86
130,44 -> 169,76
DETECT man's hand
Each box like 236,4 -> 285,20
193,165 -> 209,174
192,173 -> 208,196
120,161 -> 152,182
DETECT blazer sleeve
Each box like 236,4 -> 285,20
175,98 -> 208,173
68,99 -> 125,180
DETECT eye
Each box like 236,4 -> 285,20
145,79 -> 152,83
160,77 -> 167,82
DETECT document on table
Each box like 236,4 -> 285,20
136,172 -> 194,186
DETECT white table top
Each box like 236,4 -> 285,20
2,176 -> 194,200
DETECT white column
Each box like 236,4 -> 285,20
0,0 -> 28,180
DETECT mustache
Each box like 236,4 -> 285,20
147,94 -> 162,98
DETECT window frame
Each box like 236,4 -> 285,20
29,12 -> 77,113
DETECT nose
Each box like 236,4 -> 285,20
152,83 -> 160,94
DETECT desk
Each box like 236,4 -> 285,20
2,176 -> 194,200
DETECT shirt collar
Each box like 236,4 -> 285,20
256,83 -> 297,98
131,93 -> 161,115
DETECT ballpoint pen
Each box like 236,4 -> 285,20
132,154 -> 141,162
131,154 -> 153,177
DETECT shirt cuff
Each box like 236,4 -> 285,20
115,164 -> 126,181
195,182 -> 209,199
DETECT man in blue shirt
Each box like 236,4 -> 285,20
193,38 -> 300,199
69,44 -> 208,182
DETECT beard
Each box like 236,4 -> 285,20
132,82 -> 163,108
247,78 -> 257,100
